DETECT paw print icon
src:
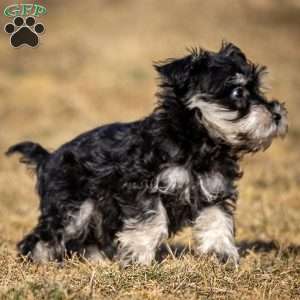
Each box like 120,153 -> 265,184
4,16 -> 45,48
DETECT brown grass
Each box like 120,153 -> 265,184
0,1 -> 299,299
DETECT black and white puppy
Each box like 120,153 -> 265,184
7,42 -> 288,265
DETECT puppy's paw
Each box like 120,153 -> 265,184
196,243 -> 240,266
117,246 -> 155,267
214,246 -> 240,266
83,245 -> 109,265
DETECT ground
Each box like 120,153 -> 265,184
0,0 -> 299,299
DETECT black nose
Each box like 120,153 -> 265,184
273,113 -> 281,123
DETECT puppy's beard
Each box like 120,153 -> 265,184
189,96 -> 287,151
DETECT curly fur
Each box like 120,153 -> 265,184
6,42 -> 288,265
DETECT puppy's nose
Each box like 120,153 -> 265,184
273,112 -> 281,123
269,100 -> 283,123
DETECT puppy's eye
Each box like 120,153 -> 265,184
231,87 -> 249,100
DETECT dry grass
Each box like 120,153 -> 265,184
0,1 -> 299,299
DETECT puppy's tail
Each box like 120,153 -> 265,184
6,141 -> 50,169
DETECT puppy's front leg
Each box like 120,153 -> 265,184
193,204 -> 239,265
116,200 -> 168,266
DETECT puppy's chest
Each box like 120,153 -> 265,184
155,165 -> 237,203
197,169 -> 237,202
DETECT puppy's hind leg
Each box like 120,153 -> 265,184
116,199 -> 169,266
18,151 -> 97,263
18,215 -> 66,263
75,207 -> 111,264
18,199 -> 95,263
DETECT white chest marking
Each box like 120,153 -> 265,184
199,172 -> 227,202
154,166 -> 190,194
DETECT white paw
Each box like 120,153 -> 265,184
193,206 -> 239,265
83,245 -> 109,265
117,245 -> 156,267
32,241 -> 54,263
196,241 -> 240,265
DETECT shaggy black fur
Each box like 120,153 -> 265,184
6,42 -> 287,264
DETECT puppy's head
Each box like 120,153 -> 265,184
155,42 -> 288,152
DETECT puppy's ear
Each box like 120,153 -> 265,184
154,50 -> 207,93
219,41 -> 247,62
154,55 -> 193,88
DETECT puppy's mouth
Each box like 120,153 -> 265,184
235,101 -> 288,152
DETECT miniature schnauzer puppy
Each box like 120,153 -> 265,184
7,42 -> 288,266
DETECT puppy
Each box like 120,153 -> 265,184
6,42 -> 288,265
